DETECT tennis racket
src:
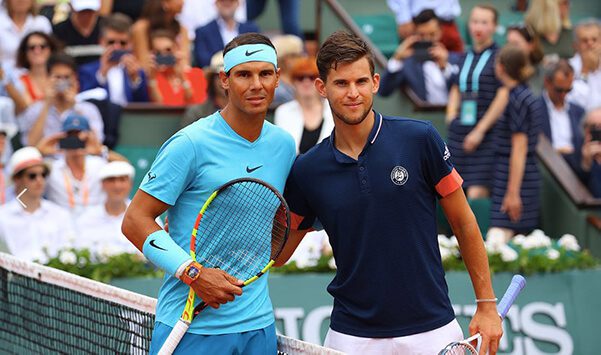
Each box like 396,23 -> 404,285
158,178 -> 290,355
438,274 -> 527,355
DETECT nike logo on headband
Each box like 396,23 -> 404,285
245,49 -> 263,56
149,239 -> 167,251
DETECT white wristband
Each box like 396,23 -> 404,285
174,259 -> 194,278
475,297 -> 498,303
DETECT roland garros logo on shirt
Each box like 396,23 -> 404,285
390,166 -> 409,186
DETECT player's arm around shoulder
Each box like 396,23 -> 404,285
440,189 -> 503,354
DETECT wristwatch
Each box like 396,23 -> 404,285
180,261 -> 203,285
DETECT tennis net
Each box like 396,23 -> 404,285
0,252 -> 343,354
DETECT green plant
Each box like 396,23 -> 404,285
43,247 -> 163,283
43,231 -> 599,281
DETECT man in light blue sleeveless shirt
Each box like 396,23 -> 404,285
122,33 -> 296,354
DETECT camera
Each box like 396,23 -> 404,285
59,135 -> 86,150
109,49 -> 130,62
412,40 -> 433,62
55,79 -> 71,94
591,127 -> 601,142
155,53 -> 176,67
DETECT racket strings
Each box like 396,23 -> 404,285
194,180 -> 289,282
439,342 -> 478,355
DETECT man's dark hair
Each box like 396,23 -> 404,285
316,31 -> 375,82
223,33 -> 276,56
413,9 -> 438,26
544,58 -> 574,81
46,53 -> 77,74
101,13 -> 133,37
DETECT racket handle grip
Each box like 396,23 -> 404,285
157,318 -> 191,355
497,274 -> 526,319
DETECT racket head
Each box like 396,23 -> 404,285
438,341 -> 478,355
192,177 -> 290,282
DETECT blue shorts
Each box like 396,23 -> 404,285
149,322 -> 277,355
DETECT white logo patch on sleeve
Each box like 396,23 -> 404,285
443,144 -> 451,161
391,166 -> 409,186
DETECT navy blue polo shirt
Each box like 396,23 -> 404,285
284,112 -> 463,338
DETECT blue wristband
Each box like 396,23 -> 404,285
142,230 -> 191,276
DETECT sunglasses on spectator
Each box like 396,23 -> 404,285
553,86 -> 572,94
26,171 -> 48,180
294,74 -> 318,82
107,39 -> 128,46
27,43 -> 49,51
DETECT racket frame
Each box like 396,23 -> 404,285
157,178 -> 290,355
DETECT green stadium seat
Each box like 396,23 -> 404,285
114,146 -> 159,198
352,14 -> 399,58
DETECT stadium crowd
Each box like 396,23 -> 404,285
0,0 -> 599,262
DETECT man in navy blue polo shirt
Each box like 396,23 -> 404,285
277,31 -> 503,354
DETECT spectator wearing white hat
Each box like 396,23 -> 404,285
0,147 -> 75,262
53,0 -> 104,66
0,122 -> 18,205
40,113 -> 108,216
74,161 -> 153,255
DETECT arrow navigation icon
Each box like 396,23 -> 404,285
16,188 -> 27,208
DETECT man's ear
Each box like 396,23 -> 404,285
315,78 -> 327,98
372,72 -> 380,94
219,70 -> 229,90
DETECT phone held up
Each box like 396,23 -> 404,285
591,127 -> 601,142
109,49 -> 131,63
59,135 -> 86,150
412,40 -> 433,62
155,53 -> 176,67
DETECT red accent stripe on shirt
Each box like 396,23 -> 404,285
435,168 -> 463,197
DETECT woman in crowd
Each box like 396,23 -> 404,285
525,0 -> 574,59
0,0 -> 52,69
446,4 -> 508,200
15,31 -> 61,105
489,44 -> 544,240
506,24 -> 545,94
131,0 -> 190,71
146,30 -> 206,105
274,56 -> 334,154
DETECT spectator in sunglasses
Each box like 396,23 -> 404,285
538,59 -> 585,177
78,13 -> 149,106
15,32 -> 61,106
147,30 -> 207,105
0,147 -> 75,262
274,56 -> 334,154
